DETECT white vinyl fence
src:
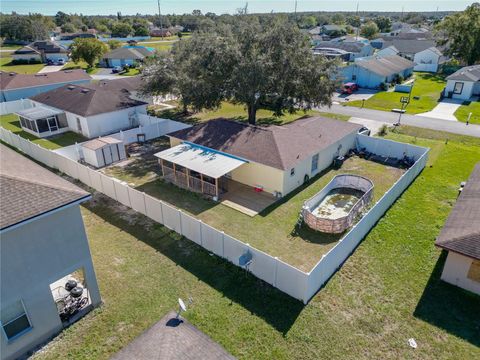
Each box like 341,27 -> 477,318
0,128 -> 427,303
0,99 -> 32,115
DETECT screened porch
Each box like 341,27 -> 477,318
15,106 -> 68,138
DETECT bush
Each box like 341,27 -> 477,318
397,75 -> 404,84
379,82 -> 388,91
11,58 -> 42,65
378,124 -> 388,136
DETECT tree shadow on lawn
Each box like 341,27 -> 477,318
413,251 -> 480,347
83,197 -> 305,334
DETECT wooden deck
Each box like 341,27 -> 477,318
221,180 -> 277,216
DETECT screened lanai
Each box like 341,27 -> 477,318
15,106 -> 68,138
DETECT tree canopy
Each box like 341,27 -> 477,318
70,38 -> 108,68
360,21 -> 379,39
142,18 -> 337,124
436,3 -> 480,65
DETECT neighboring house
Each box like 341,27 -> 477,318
16,82 -> 148,138
444,65 -> 480,100
376,45 -> 399,57
150,28 -> 172,37
413,47 -> 446,72
330,35 -> 369,44
101,46 -> 155,68
313,41 -> 374,61
0,70 -> 91,102
0,144 -> 101,360
59,30 -> 97,41
321,24 -> 347,36
340,55 -> 414,88
313,47 -> 351,61
371,32 -> 433,49
379,39 -> 436,60
435,163 -> 480,295
155,117 -> 361,199
12,41 -> 69,63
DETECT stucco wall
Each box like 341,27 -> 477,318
441,251 -> 480,295
11,54 -> 41,62
230,161 -> 284,195
413,49 -> 440,72
445,79 -> 475,100
84,105 -> 148,138
0,205 -> 101,360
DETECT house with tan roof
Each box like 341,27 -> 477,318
154,117 -> 361,214
0,144 -> 101,360
435,163 -> 480,295
0,70 -> 91,102
15,80 -> 148,138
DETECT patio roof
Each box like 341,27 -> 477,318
154,144 -> 246,179
15,106 -> 63,120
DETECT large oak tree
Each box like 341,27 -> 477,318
142,17 -> 337,124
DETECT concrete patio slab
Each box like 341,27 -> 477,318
38,65 -> 65,73
111,311 -> 235,360
418,100 -> 462,121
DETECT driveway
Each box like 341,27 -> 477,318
348,117 -> 389,135
90,69 -> 122,80
332,88 -> 378,104
38,65 -> 65,73
417,99 -> 463,121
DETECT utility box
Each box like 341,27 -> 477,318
82,136 -> 126,168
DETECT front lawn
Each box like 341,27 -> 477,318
0,113 -> 86,150
32,127 -> 480,360
155,101 -> 349,125
0,56 -> 44,74
454,101 -> 480,125
345,72 -> 447,114
119,68 -> 140,76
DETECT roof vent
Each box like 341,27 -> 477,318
67,85 -> 75,90
81,89 -> 90,93
34,73 -> 47,77
64,70 -> 73,73
9,72 -> 15,76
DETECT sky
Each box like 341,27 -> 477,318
0,1 -> 473,16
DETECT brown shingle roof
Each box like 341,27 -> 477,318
169,117 -> 361,170
435,163 -> 480,260
30,81 -> 147,117
0,144 -> 90,230
0,70 -> 91,90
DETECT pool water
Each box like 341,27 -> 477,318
311,188 -> 364,220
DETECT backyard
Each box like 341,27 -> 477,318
0,113 -> 86,150
31,126 -> 480,360
344,72 -> 447,114
103,137 -> 405,271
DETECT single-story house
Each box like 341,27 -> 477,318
435,163 -> 480,295
379,39 -> 437,60
340,55 -> 415,89
154,117 -> 362,200
313,47 -> 351,61
444,65 -> 480,100
12,41 -> 69,63
321,24 -> 347,36
0,70 -> 91,102
150,28 -> 172,37
59,30 -> 97,41
16,82 -> 148,138
371,32 -> 433,49
0,144 -> 101,360
413,47 -> 446,73
100,46 -> 155,68
313,41 -> 374,61
376,45 -> 399,57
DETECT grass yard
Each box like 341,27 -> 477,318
0,55 -> 44,74
148,41 -> 175,52
0,44 -> 22,50
104,140 -> 404,271
119,68 -> 141,76
155,101 -> 350,125
0,113 -> 86,150
454,101 -> 480,125
345,72 -> 447,114
62,61 -> 101,74
32,127 -> 479,360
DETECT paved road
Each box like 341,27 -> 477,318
317,104 -> 480,138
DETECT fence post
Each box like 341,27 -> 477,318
273,257 -> 279,287
178,209 -> 183,235
198,220 -> 203,246
221,231 -> 225,258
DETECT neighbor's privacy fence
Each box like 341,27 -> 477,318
0,99 -> 33,115
0,128 -> 428,303
0,125 -> 309,302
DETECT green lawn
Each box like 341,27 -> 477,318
119,68 -> 140,76
148,42 -> 175,52
345,72 -> 447,114
156,101 -> 349,125
0,114 -> 86,150
62,61 -> 101,74
0,56 -> 44,74
32,127 -> 480,360
454,101 -> 480,125
0,44 -> 21,50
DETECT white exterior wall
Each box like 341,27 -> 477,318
441,251 -> 480,295
445,80 -> 475,100
11,54 -> 42,62
230,161 -> 284,195
0,205 -> 101,360
414,49 -> 440,72
282,132 -> 357,195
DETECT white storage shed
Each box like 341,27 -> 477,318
82,136 -> 126,168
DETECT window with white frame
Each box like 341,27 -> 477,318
311,153 -> 319,173
1,300 -> 32,341
290,168 -> 295,176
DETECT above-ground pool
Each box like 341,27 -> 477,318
302,174 -> 374,234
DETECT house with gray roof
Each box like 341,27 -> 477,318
0,69 -> 91,102
340,55 -> 414,89
12,40 -> 68,63
16,80 -> 148,138
101,46 -> 155,68
444,65 -> 480,100
0,144 -> 101,360
413,47 -> 446,73
379,39 -> 437,60
313,41 -> 374,61
435,163 -> 480,295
